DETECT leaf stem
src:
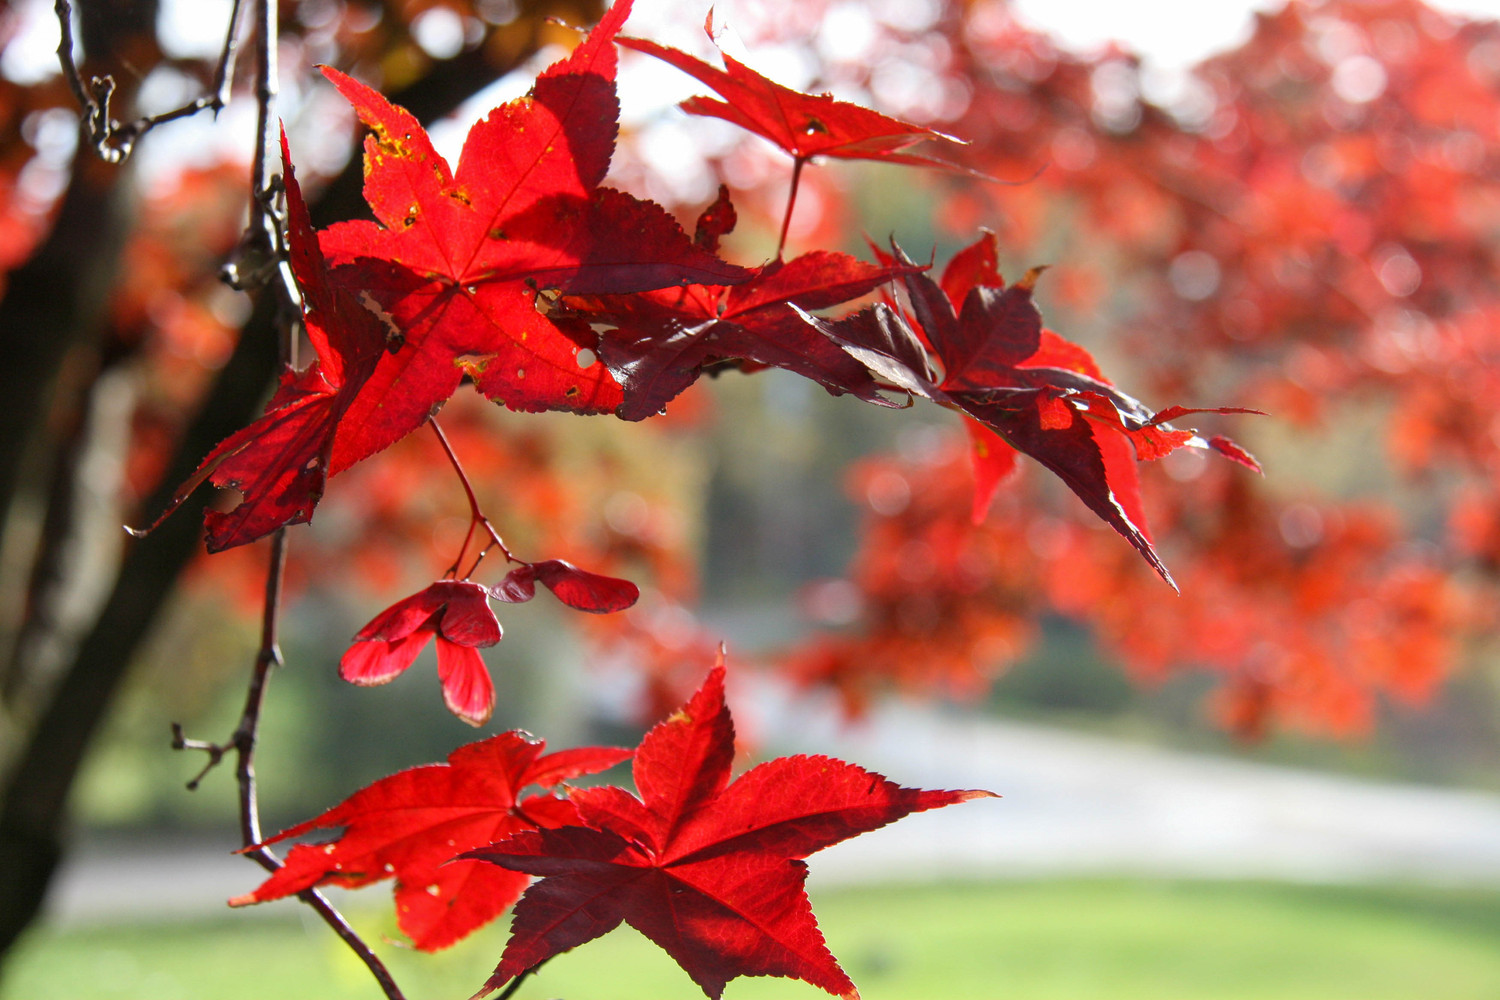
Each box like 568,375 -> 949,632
449,518 -> 481,579
430,418 -> 520,569
775,156 -> 807,262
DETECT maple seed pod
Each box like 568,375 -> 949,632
339,581 -> 502,726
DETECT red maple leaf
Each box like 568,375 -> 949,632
806,232 -> 1262,586
135,131 -> 386,551
339,580 -> 502,726
575,206 -> 918,418
312,0 -> 750,474
963,417 -> 1017,523
229,731 -> 629,952
618,19 -> 961,170
463,661 -> 994,999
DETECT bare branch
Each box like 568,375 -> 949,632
54,0 -> 247,163
168,723 -> 228,791
188,4 -> 405,997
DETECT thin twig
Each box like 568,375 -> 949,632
211,0 -> 249,111
53,0 -> 247,163
242,4 -> 407,996
234,524 -> 286,846
173,531 -> 407,999
225,0 -> 298,310
239,839 -> 409,1000
248,0 -> 278,258
169,723 -> 228,791
165,3 -> 408,997
494,961 -> 548,1000
227,533 -> 406,1000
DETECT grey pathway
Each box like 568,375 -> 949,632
42,691 -> 1500,927
747,691 -> 1500,889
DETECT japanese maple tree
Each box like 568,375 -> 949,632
131,1 -> 1244,992
12,0 -> 1494,997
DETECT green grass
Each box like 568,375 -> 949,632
7,879 -> 1500,1000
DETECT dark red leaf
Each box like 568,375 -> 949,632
464,662 -> 993,999
894,248 -> 1045,388
949,267 -> 1046,381
693,184 -> 737,253
807,238 -> 1257,584
582,251 -> 914,419
957,392 -> 1175,589
797,301 -> 940,399
490,564 -> 540,604
491,560 -> 640,613
134,132 -> 386,551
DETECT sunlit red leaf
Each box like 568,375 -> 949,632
228,731 -> 629,951
1208,434 -> 1265,474
134,132 -> 386,551
618,30 -> 962,168
938,229 -> 1002,310
310,0 -> 749,470
964,417 -> 1017,524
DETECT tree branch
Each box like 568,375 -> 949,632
177,4 -> 405,997
54,0 -> 247,164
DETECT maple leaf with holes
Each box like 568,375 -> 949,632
568,187 -> 917,419
228,731 -> 629,952
312,0 -> 750,475
339,580 -> 502,726
134,131 -> 386,552
618,17 -> 964,171
463,661 -> 994,999
804,232 -> 1262,587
